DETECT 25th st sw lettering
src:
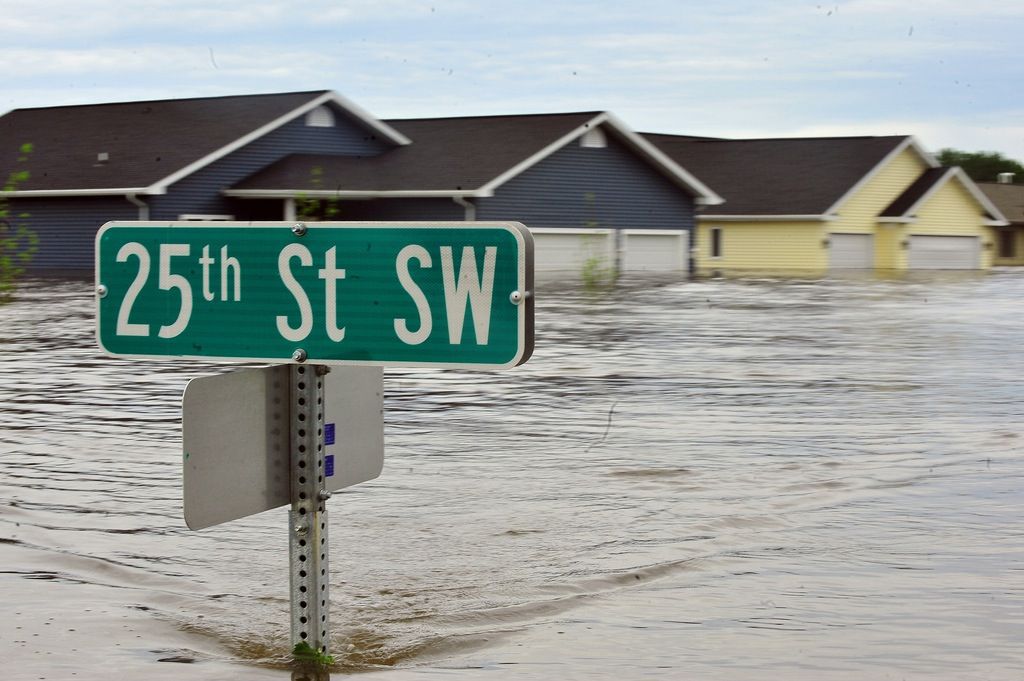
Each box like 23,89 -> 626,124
113,242 -> 499,346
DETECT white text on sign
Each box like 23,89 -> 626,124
114,242 -> 499,346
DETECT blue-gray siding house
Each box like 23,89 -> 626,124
0,91 -> 720,272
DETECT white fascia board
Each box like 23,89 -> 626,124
326,92 -> 412,147
224,188 -> 483,199
0,187 -> 154,197
890,167 -> 1010,224
476,112 -> 725,205
698,214 -> 832,222
622,228 -> 689,235
529,226 -> 614,235
951,167 -> 1009,224
823,136 -> 938,216
147,91 -> 410,194
893,167 -> 957,218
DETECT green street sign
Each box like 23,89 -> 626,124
96,221 -> 534,368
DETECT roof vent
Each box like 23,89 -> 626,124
305,105 -> 336,128
97,152 -> 109,163
997,172 -> 1015,184
580,128 -> 607,149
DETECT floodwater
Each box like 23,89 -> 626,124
1,271 -> 1022,681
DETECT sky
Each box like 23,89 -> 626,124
3,0 -> 1024,162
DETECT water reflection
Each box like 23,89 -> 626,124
1,272 -> 1023,679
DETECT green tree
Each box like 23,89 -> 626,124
936,148 -> 1024,183
0,142 -> 38,300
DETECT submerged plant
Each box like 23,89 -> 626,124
581,250 -> 618,292
579,191 -> 618,293
0,142 -> 38,301
292,641 -> 335,668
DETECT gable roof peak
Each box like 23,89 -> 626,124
0,89 -> 412,196
880,165 -> 1008,224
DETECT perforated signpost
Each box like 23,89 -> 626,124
95,221 -> 534,666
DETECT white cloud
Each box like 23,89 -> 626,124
842,0 -> 1024,18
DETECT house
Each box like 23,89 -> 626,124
644,134 -> 1009,275
976,177 -> 1024,266
0,91 -> 720,277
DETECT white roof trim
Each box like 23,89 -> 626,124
225,188 -> 483,199
886,167 -> 1010,224
824,136 -> 938,216
950,168 -> 1008,224
147,91 -> 410,194
603,113 -> 724,205
476,112 -> 724,205
0,187 -> 155,197
699,214 -> 833,222
886,167 -> 958,218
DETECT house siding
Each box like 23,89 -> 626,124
875,226 -> 905,270
695,220 -> 827,275
149,112 -> 393,221
475,134 -> 696,232
14,196 -> 139,271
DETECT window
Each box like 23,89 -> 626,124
710,227 -> 723,258
305,105 -> 336,128
997,230 -> 1015,259
580,128 -> 607,148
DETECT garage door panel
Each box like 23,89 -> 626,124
531,229 -> 614,272
829,233 -> 874,269
908,236 -> 979,270
622,230 -> 688,272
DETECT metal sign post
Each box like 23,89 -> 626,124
288,363 -> 330,656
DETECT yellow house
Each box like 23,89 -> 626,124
644,135 -> 1008,275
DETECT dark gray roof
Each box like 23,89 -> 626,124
879,167 -> 953,218
643,133 -> 910,216
977,182 -> 1024,225
231,112 -> 603,193
0,91 -> 331,191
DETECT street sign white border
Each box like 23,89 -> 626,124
95,221 -> 534,369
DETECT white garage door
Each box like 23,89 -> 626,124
621,230 -> 689,273
908,236 -> 980,270
530,228 -> 615,274
829,233 -> 874,269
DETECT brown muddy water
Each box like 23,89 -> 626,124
1,271 -> 1022,680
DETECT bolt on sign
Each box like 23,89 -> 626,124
95,221 -> 534,368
